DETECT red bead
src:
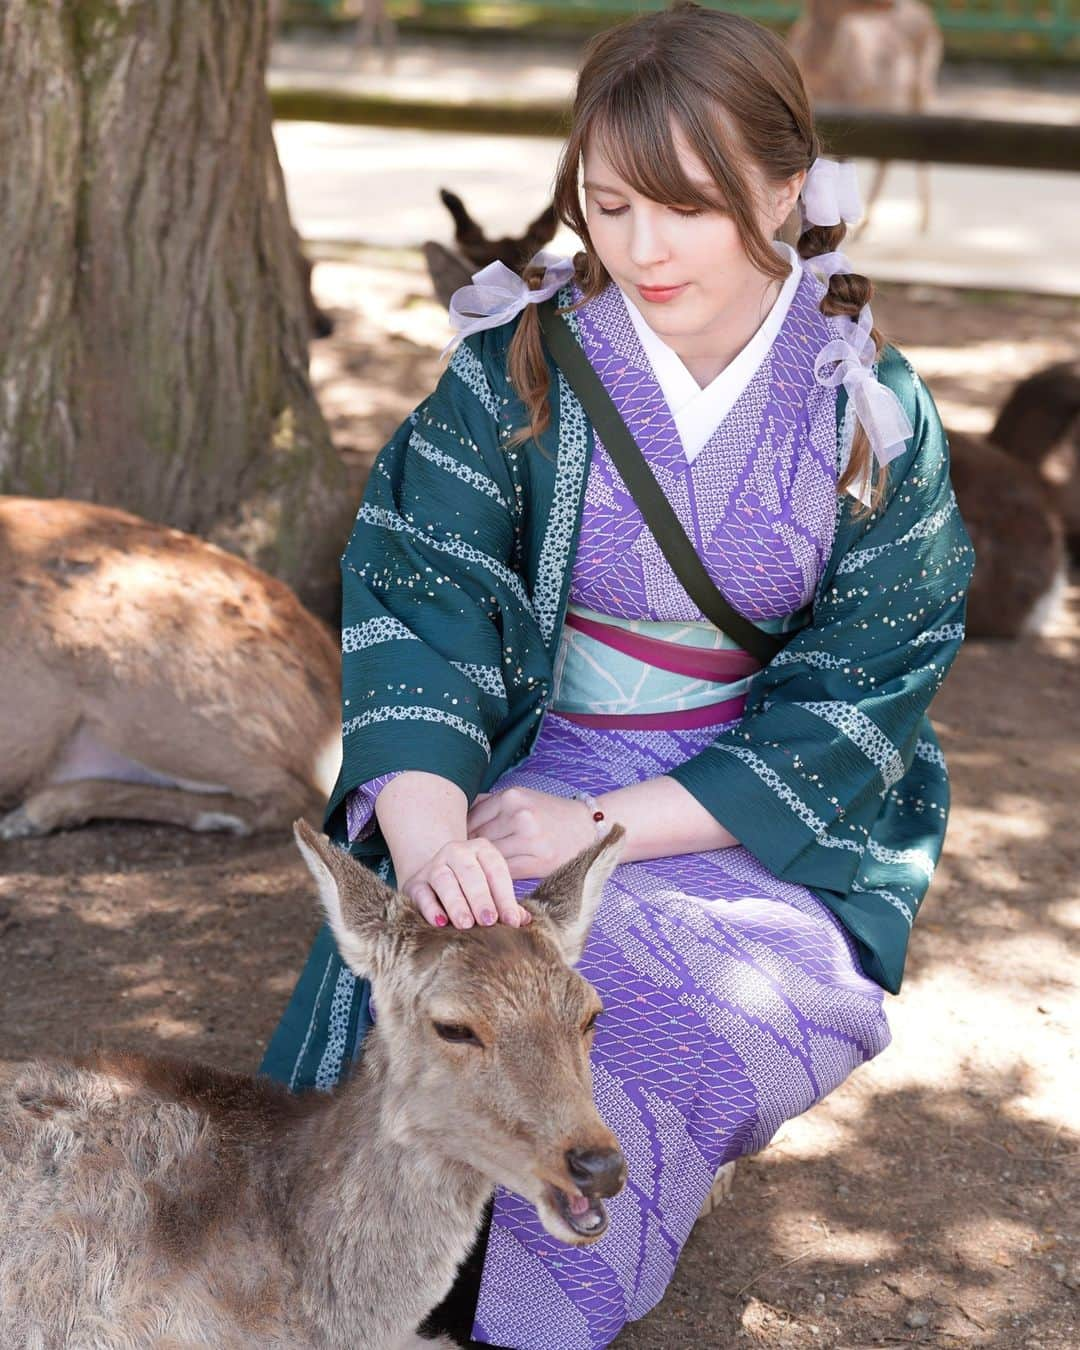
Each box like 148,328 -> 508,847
593,810 -> 605,822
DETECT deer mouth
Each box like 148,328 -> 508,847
546,1184 -> 609,1240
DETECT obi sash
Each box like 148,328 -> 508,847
550,603 -> 808,731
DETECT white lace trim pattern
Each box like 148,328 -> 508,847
449,339 -> 500,419
315,965 -> 357,1092
836,493 -> 958,575
357,502 -> 532,613
451,661 -> 508,699
910,623 -> 966,648
342,616 -> 418,653
772,648 -> 852,671
851,881 -> 914,926
343,704 -> 491,753
796,700 -> 906,790
534,300 -> 591,645
715,744 -> 824,836
411,431 -> 509,507
867,837 -> 935,879
914,738 -> 948,772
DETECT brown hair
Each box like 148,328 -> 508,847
507,0 -> 884,509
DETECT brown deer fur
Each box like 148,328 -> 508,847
989,358 -> 1080,562
0,822 -> 626,1349
948,430 -> 1066,639
787,0 -> 943,233
424,191 -> 558,308
0,496 -> 341,839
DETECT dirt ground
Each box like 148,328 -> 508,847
2,252 -> 1078,1348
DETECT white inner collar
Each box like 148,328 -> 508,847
619,241 -> 803,465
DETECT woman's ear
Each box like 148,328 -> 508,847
769,170 -> 807,234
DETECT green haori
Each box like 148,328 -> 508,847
260,303 -> 974,1089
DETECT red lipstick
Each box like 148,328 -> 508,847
637,283 -> 687,305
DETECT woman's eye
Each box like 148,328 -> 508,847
596,204 -> 629,217
670,207 -> 704,219
433,1021 -> 484,1047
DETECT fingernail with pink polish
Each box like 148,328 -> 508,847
481,909 -> 497,926
434,913 -> 448,928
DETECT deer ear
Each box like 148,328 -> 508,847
524,825 -> 624,965
292,819 -> 403,978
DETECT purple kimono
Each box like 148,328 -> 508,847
350,266 -> 891,1348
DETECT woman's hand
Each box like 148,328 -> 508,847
466,787 -> 597,880
399,837 -> 532,931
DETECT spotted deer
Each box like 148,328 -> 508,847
787,0 -> 944,234
0,496 -> 341,839
0,822 -> 626,1349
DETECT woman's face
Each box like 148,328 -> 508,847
581,125 -> 803,349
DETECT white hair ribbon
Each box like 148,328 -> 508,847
800,158 -> 862,229
804,249 -> 853,285
813,304 -> 913,467
442,251 -> 576,357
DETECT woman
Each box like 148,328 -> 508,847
262,5 -> 974,1346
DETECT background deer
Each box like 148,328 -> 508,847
787,0 -> 944,234
0,822 -> 626,1349
423,189 -> 558,308
989,357 -> 1080,562
0,496 -> 342,839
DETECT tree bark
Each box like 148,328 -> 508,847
0,0 -> 350,617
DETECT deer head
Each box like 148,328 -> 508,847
293,819 -> 627,1245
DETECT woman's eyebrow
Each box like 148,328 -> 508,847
582,180 -> 627,195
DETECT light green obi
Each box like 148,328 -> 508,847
550,602 -> 809,723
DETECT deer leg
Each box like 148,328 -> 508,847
851,159 -> 889,242
695,1160 -> 737,1221
0,780 -> 259,839
917,161 -> 932,234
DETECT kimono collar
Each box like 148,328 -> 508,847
618,241 -> 803,466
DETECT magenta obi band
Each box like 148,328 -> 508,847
552,694 -> 747,732
550,605 -> 761,731
563,610 -> 762,681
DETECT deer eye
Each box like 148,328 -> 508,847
583,1009 -> 602,1035
433,1021 -> 484,1047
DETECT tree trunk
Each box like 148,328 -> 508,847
0,0 -> 350,618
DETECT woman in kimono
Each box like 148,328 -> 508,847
262,4 -> 974,1346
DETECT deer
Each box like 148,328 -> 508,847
787,0 -> 944,235
423,190 -> 558,309
988,358 -> 1080,563
0,496 -> 342,839
947,430 -> 1066,640
0,820 -> 625,1349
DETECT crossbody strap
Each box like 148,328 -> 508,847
538,300 -> 788,666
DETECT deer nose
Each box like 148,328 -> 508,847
565,1146 -> 627,1198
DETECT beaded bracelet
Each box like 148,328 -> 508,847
574,790 -> 608,840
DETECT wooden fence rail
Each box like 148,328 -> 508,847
270,90 -> 1080,173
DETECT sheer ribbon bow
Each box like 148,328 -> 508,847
443,251 -> 575,357
800,158 -> 862,229
813,303 -> 913,468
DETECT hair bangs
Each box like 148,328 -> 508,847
589,82 -> 730,215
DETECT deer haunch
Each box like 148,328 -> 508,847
0,496 -> 342,838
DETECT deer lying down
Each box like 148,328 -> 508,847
0,821 -> 627,1350
0,496 -> 341,839
948,431 -> 1067,640
988,358 -> 1080,563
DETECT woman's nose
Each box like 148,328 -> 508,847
628,213 -> 670,271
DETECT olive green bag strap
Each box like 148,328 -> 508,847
538,300 -> 788,666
